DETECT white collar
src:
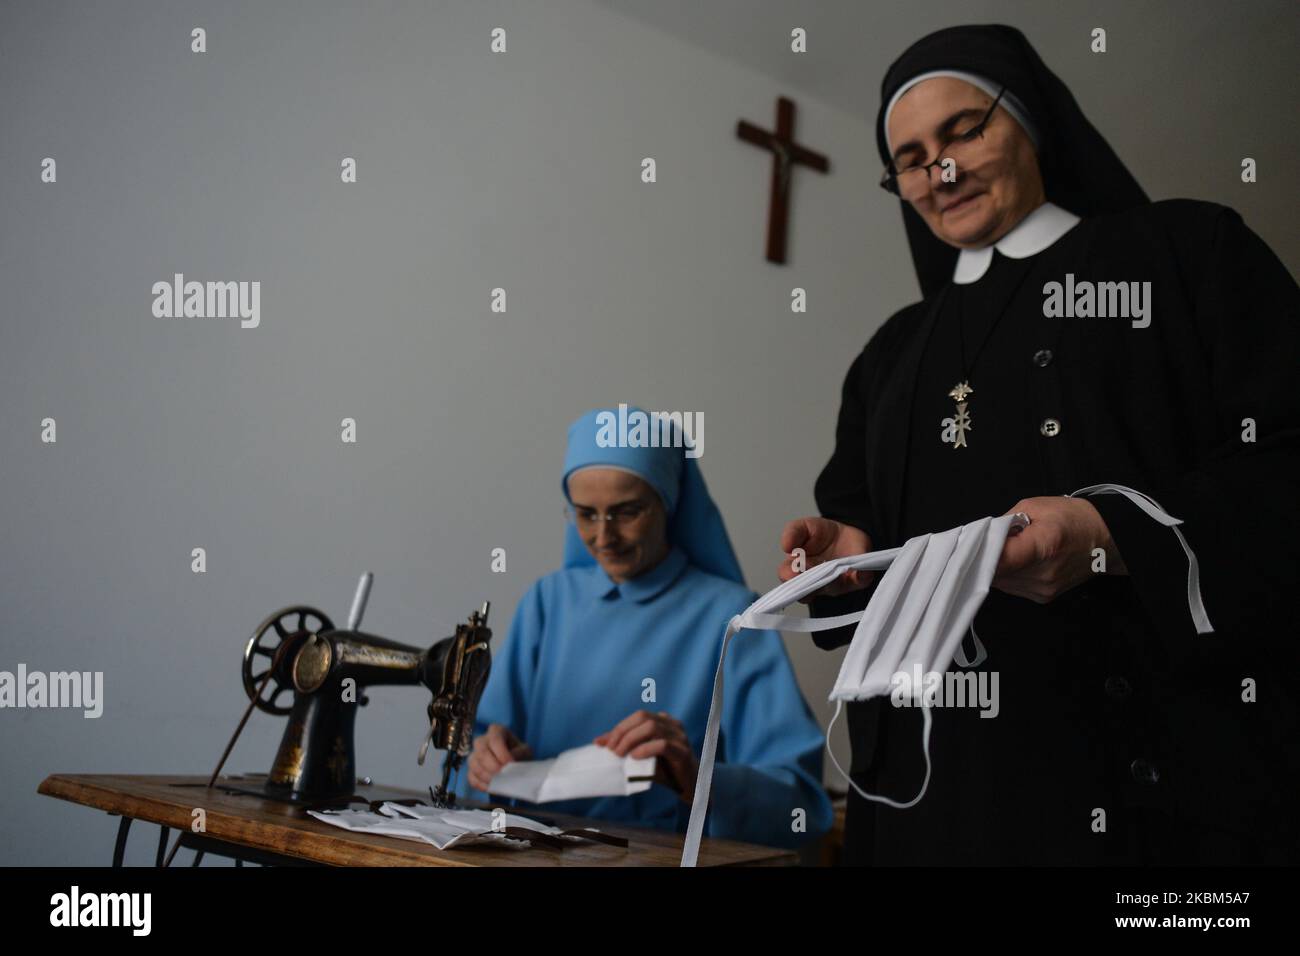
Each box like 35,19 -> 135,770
952,201 -> 1081,284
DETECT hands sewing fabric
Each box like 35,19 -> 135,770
468,713 -> 700,804
778,495 -> 1126,604
467,723 -> 533,793
595,710 -> 698,805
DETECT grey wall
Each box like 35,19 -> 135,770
1,0 -> 1294,865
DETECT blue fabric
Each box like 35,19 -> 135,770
457,546 -> 833,849
561,407 -> 745,585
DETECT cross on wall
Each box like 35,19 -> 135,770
736,96 -> 830,264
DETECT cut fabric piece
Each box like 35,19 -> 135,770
382,804 -> 629,849
486,743 -> 655,803
306,807 -> 531,851
307,804 -> 615,851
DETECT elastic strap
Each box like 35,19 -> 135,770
680,606 -> 871,867
824,699 -> 934,810
952,621 -> 988,668
1068,482 -> 1214,634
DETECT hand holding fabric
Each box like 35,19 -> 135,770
595,710 -> 698,804
467,723 -> 533,793
778,517 -> 876,599
993,496 -> 1127,603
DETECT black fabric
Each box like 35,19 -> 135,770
900,248 -> 1046,533
813,199 -> 1300,864
876,24 -> 1148,298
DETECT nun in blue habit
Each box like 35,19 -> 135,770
458,408 -> 832,849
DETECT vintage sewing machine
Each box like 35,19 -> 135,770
224,574 -> 493,807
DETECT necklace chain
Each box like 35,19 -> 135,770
955,255 -> 1036,383
942,256 -> 1036,449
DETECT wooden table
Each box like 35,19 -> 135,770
38,773 -> 796,867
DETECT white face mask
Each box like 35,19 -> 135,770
680,484 -> 1212,867
810,515 -> 1016,821
829,515 -> 1009,703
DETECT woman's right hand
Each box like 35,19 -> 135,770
778,517 -> 875,600
467,723 -> 533,793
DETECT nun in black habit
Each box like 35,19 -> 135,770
780,24 -> 1300,865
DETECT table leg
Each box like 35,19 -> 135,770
155,825 -> 170,867
111,815 -> 132,867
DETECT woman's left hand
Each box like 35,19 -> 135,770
595,710 -> 699,804
993,496 -> 1127,603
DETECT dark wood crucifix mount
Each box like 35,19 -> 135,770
736,96 -> 830,264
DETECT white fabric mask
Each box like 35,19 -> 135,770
485,743 -> 655,804
680,484 -> 1212,866
829,515 -> 1010,703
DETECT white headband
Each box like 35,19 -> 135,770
884,69 -> 1040,157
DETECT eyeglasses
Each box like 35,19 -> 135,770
880,86 -> 1006,199
564,501 -> 653,529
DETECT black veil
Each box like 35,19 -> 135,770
876,24 -> 1149,298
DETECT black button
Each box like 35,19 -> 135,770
1130,758 -> 1160,785
1104,675 -> 1132,699
1032,349 -> 1054,367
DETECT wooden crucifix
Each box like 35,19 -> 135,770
736,96 -> 830,264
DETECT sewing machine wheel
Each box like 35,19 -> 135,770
243,606 -> 334,715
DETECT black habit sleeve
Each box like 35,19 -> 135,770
1086,205 -> 1300,646
807,342 -> 884,649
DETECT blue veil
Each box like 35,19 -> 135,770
561,408 -> 745,586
